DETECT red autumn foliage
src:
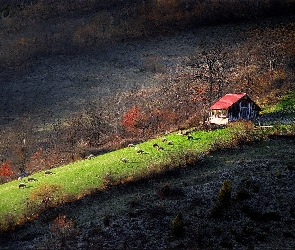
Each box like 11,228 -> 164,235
0,161 -> 13,177
121,106 -> 141,132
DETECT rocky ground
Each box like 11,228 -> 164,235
1,135 -> 294,250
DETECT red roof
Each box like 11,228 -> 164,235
209,93 -> 247,110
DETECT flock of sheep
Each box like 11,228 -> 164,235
17,131 -> 195,189
18,170 -> 54,189
121,137 -> 172,163
121,132 -> 194,164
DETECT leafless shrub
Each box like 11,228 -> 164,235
158,183 -> 184,199
102,214 -> 110,227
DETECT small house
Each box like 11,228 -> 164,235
208,93 -> 261,125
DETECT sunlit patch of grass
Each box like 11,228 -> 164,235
261,90 -> 295,114
0,121 -> 285,230
276,91 -> 295,112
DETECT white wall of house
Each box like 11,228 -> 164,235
209,109 -> 229,125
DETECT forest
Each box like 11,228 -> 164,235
0,0 -> 295,183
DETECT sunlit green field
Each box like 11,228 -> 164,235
260,90 -> 295,114
1,117 -> 294,230
0,126 -> 243,229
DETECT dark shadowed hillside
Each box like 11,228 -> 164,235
1,0 -> 295,77
1,14 -> 294,124
1,0 -> 294,126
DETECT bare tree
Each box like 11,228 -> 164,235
196,41 -> 230,105
4,116 -> 38,177
64,101 -> 110,160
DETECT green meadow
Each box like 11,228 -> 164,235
0,123 -> 260,230
2,86 -> 295,232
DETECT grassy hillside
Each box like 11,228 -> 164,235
0,121 -> 269,231
0,92 -> 294,249
0,14 -> 294,180
261,90 -> 295,114
1,127 -> 295,249
1,90 -> 295,231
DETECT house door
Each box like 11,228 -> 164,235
239,100 -> 250,119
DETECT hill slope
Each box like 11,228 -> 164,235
1,14 -> 294,125
1,136 -> 294,249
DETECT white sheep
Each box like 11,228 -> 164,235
121,158 -> 129,163
177,130 -> 183,135
128,143 -> 135,147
